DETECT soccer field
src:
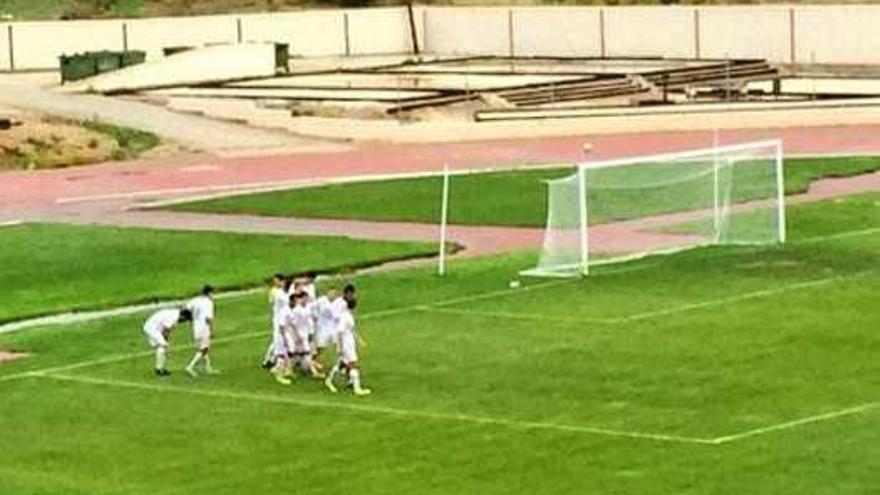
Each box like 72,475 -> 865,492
1,193 -> 877,494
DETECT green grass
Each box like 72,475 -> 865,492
80,119 -> 160,160
0,223 -> 434,324
166,156 -> 880,227
0,193 -> 877,494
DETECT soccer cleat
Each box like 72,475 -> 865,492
274,374 -> 292,385
205,368 -> 221,375
185,366 -> 198,378
353,387 -> 372,396
155,368 -> 171,377
324,377 -> 338,394
261,360 -> 274,370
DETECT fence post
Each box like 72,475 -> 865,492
6,24 -> 13,71
236,17 -> 243,43
693,9 -> 701,59
421,8 -> 429,54
122,22 -> 129,52
788,8 -> 796,65
507,8 -> 514,58
343,12 -> 351,57
598,8 -> 606,58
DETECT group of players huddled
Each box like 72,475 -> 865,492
140,272 -> 370,396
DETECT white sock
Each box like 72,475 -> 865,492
263,342 -> 275,362
155,347 -> 167,370
203,354 -> 213,371
186,351 -> 202,370
350,368 -> 361,390
327,362 -> 340,381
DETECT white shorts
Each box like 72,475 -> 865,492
194,330 -> 211,350
339,332 -> 358,364
273,330 -> 292,358
315,324 -> 336,349
143,328 -> 168,348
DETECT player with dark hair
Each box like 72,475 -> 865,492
142,307 -> 192,376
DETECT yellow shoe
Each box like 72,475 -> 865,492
324,377 -> 338,393
353,387 -> 372,396
274,374 -> 292,385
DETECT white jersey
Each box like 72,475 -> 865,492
289,304 -> 314,352
144,309 -> 180,335
337,309 -> 358,363
331,297 -> 348,322
269,287 -> 289,327
185,295 -> 214,335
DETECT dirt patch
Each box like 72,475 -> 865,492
0,350 -> 28,364
0,113 -> 117,170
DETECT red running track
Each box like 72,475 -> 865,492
2,124 -> 880,211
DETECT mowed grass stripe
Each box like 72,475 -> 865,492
37,372 -> 717,445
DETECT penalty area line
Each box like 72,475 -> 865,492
711,402 -> 878,444
36,372 -> 716,446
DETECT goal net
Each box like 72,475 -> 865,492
522,140 -> 785,277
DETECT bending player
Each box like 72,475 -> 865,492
185,285 -> 218,377
142,307 -> 192,376
324,297 -> 371,396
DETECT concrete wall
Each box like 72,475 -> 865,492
127,15 -> 237,61
347,7 -> 413,55
513,7 -> 601,57
5,6 -> 880,72
424,7 -> 510,56
0,24 -> 10,71
795,6 -> 880,65
10,20 -> 124,70
700,6 -> 790,61
605,7 -> 694,58
242,11 -> 345,57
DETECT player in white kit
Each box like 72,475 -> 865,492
142,307 -> 192,376
313,287 -> 339,367
288,291 -> 322,378
184,285 -> 217,377
324,297 -> 371,396
262,274 -> 290,369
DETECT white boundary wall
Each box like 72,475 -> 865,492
794,6 -> 880,65
242,11 -> 345,57
3,6 -> 880,71
513,7 -> 602,57
700,6 -> 790,61
605,7 -> 694,58
0,24 -> 10,71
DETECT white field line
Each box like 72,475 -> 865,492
424,306 -> 610,325
608,271 -> 873,324
795,227 -> 880,244
0,287 -> 264,335
59,162 -> 571,207
0,219 -> 23,227
37,372 -> 716,445
711,402 -> 878,444
426,271 -> 874,326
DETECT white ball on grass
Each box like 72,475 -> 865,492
508,280 -> 521,289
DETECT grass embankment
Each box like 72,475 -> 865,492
167,156 -> 880,227
0,223 -> 435,323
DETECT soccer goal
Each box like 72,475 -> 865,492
521,140 -> 786,277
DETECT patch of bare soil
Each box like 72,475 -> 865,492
0,350 -> 28,364
0,113 -> 117,170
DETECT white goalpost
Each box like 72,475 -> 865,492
522,139 -> 786,278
